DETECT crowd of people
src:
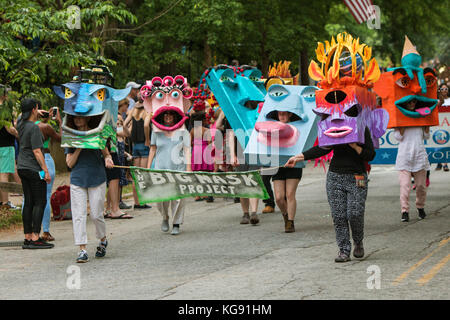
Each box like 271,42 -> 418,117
0,71 -> 448,263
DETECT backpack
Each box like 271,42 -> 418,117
50,185 -> 72,220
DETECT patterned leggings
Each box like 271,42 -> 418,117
326,171 -> 368,255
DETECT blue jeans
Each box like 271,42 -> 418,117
42,153 -> 55,233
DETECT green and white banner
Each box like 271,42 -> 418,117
130,167 -> 269,204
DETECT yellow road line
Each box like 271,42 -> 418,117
392,237 -> 449,285
417,254 -> 450,286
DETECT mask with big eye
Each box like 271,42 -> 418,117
65,87 -> 75,99
96,88 -> 106,101
396,77 -> 411,89
268,86 -> 289,99
155,91 -> 164,100
344,104 -> 360,117
171,90 -> 180,99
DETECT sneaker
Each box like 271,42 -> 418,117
353,241 -> 364,258
76,250 -> 89,263
95,240 -> 108,258
119,201 -> 132,210
401,211 -> 409,222
134,204 -> 152,209
22,239 -> 31,249
171,225 -> 180,235
435,163 -> 442,170
161,219 -> 169,232
285,220 -> 295,233
28,238 -> 54,249
418,208 -> 426,220
262,205 -> 275,214
234,197 -> 241,203
444,165 -> 449,172
5,201 -> 17,209
335,251 -> 351,263
206,196 -> 214,203
250,213 -> 259,225
240,213 -> 250,224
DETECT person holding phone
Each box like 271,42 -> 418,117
35,107 -> 62,241
16,98 -> 53,249
285,127 -> 375,262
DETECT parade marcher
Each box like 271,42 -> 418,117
435,84 -> 449,171
142,75 -> 193,235
65,115 -> 114,262
16,98 -> 54,249
394,125 -> 430,222
124,94 -> 152,209
190,110 -> 214,202
374,36 -> 439,222
271,111 -> 303,233
295,32 -> 388,262
286,128 -> 375,261
35,107 -> 63,241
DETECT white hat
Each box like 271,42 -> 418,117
126,81 -> 141,89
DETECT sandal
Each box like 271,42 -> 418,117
110,213 -> 133,219
103,209 -> 111,218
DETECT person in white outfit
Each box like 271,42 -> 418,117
394,116 -> 430,222
65,116 -> 114,262
147,111 -> 191,235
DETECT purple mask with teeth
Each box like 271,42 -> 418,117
313,85 -> 389,148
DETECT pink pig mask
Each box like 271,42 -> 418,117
140,75 -> 193,131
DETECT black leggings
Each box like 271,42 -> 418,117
18,169 -> 47,235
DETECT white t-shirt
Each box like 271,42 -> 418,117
394,127 -> 430,172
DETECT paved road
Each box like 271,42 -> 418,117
1,163 -> 449,300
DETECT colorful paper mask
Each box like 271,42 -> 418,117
204,65 -> 267,148
309,32 -> 389,147
373,36 -> 439,128
53,80 -> 130,150
244,85 -> 319,167
140,75 -> 193,132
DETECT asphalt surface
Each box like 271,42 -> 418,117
0,163 -> 449,300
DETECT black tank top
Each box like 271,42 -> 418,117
0,124 -> 16,148
131,118 -> 146,143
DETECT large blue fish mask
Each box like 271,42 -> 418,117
205,65 -> 266,148
244,85 -> 319,168
53,82 -> 130,150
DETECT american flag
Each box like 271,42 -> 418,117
343,0 -> 376,24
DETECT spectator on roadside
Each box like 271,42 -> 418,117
35,107 -> 62,242
436,83 -> 449,171
16,98 -> 54,249
0,117 -> 19,209
125,81 -> 141,111
116,113 -> 132,209
104,115 -> 133,220
65,115 -> 114,263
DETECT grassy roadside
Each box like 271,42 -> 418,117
0,207 -> 22,230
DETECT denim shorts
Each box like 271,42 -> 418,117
132,142 -> 150,158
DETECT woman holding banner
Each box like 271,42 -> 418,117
147,111 -> 191,236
